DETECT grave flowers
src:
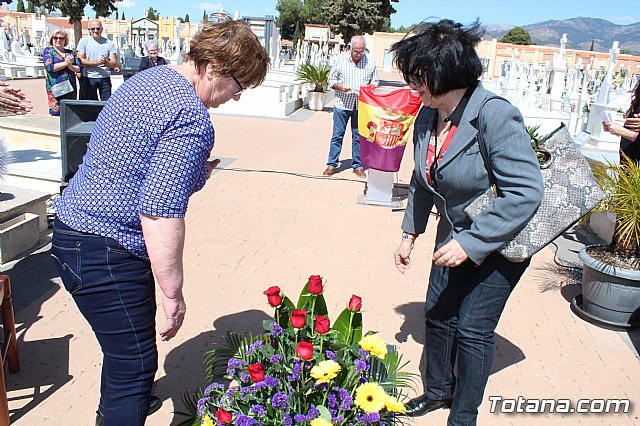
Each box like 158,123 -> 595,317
185,275 -> 416,425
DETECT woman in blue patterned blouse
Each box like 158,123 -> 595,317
51,21 -> 269,426
42,29 -> 81,116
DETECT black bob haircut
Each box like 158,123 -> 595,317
391,19 -> 484,97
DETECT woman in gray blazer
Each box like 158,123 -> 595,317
391,20 -> 544,425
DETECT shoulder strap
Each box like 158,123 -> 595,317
471,95 -> 509,189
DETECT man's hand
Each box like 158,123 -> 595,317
159,293 -> 186,341
0,81 -> 33,114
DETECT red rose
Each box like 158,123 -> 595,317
247,363 -> 265,383
215,408 -> 232,424
296,341 -> 314,360
348,295 -> 363,312
315,315 -> 330,334
290,309 -> 308,328
263,286 -> 282,307
308,275 -> 323,295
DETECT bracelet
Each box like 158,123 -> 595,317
402,232 -> 417,240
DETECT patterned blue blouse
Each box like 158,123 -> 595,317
54,66 -> 215,260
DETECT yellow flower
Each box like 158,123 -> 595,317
385,395 -> 406,413
202,415 -> 215,426
354,382 -> 388,413
310,418 -> 333,426
310,360 -> 341,384
359,335 -> 387,360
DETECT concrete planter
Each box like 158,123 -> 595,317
0,213 -> 39,264
572,246 -> 640,330
308,91 -> 328,111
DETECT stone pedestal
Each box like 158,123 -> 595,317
0,185 -> 50,233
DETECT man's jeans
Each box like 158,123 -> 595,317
81,76 -> 112,101
423,252 -> 530,426
51,219 -> 156,426
327,107 -> 361,169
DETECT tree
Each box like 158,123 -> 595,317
276,0 -> 303,41
322,0 -> 398,43
303,0 -> 326,24
31,1 -> 117,47
202,9 -> 208,23
16,0 -> 25,12
499,26 -> 533,45
184,13 -> 189,23
121,11 -> 125,20
146,7 -> 159,21
589,36 -> 595,51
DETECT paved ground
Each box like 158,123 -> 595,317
1,74 -> 639,425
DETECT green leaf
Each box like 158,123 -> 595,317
296,281 -> 329,316
317,405 -> 332,420
332,308 -> 362,345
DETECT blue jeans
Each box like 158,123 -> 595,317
81,76 -> 112,101
423,252 -> 530,426
51,219 -> 156,426
327,107 -> 361,169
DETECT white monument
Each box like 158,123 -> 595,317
549,33 -> 568,111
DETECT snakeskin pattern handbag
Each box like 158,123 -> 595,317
463,121 -> 605,262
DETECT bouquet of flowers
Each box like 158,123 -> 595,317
181,275 -> 416,426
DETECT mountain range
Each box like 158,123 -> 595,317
484,17 -> 640,55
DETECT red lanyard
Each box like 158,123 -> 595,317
426,123 -> 457,187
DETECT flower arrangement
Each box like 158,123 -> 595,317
181,275 -> 416,425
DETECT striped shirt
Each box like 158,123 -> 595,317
328,51 -> 379,110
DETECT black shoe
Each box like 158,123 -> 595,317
404,394 -> 452,417
95,395 -> 162,425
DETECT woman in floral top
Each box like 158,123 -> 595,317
42,29 -> 81,116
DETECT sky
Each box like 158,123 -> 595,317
9,0 -> 640,28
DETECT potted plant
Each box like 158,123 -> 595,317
573,155 -> 640,330
296,62 -> 330,111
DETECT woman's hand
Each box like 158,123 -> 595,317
159,293 -> 186,341
206,158 -> 221,179
394,239 -> 415,274
433,239 -> 468,267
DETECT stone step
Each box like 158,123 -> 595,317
0,113 -> 60,153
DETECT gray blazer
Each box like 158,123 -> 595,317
402,83 -> 544,265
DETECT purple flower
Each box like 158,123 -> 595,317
272,391 -> 289,409
327,392 -> 337,408
283,413 -> 293,426
337,387 -> 353,411
356,412 -> 381,424
355,359 -> 368,373
325,350 -> 337,361
306,405 -> 320,420
270,354 -> 283,364
270,322 -> 284,337
247,340 -> 263,355
227,358 -> 247,375
196,396 -> 209,416
288,360 -> 302,381
293,414 -> 306,423
235,414 -> 263,426
359,348 -> 368,359
239,371 -> 250,383
204,382 -> 225,396
249,404 -> 267,417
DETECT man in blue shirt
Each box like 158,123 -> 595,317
323,36 -> 379,178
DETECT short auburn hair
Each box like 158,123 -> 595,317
49,30 -> 69,47
185,20 -> 270,88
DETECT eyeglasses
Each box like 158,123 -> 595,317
89,27 -> 103,31
231,75 -> 246,96
52,36 -> 66,41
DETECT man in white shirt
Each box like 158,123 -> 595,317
323,36 -> 379,178
77,19 -> 118,101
